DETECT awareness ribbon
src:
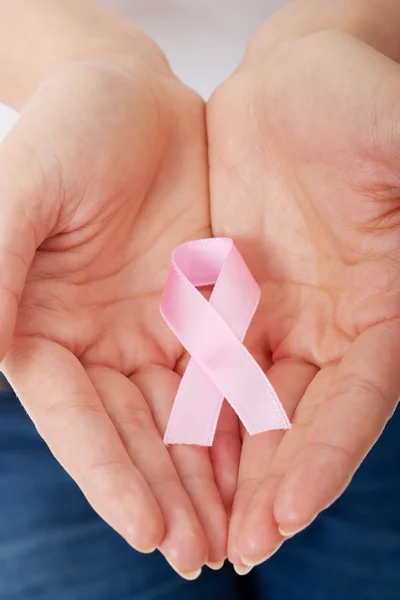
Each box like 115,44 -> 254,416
160,238 -> 291,446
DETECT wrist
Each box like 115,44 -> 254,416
0,0 -> 169,109
244,0 -> 400,67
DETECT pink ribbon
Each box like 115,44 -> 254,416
160,238 -> 291,446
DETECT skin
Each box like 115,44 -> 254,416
0,50 -> 236,577
208,25 -> 400,570
1,0 -> 400,582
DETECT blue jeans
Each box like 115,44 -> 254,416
0,382 -> 399,600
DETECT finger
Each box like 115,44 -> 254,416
90,366 -> 207,578
210,400 -> 241,515
133,365 -> 227,568
2,337 -> 164,553
231,359 -> 318,568
176,353 -> 240,521
209,339 -> 273,518
225,347 -> 275,570
275,320 -> 400,536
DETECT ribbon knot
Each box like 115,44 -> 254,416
160,238 -> 291,446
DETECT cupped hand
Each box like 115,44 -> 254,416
208,29 -> 400,569
0,48 -> 232,576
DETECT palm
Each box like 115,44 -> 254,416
208,31 -> 400,565
0,59 -> 229,573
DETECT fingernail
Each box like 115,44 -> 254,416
278,521 -> 312,538
206,560 -> 225,570
141,546 -> 157,555
178,568 -> 202,581
234,564 -> 253,576
167,561 -> 202,581
241,542 -> 283,567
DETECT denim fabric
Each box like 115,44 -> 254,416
0,381 -> 398,600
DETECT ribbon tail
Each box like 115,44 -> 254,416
164,359 -> 223,446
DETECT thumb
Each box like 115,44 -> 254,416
274,319 -> 400,535
0,129 -> 59,359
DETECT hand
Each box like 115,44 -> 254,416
208,28 -> 400,569
0,49 -> 230,576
